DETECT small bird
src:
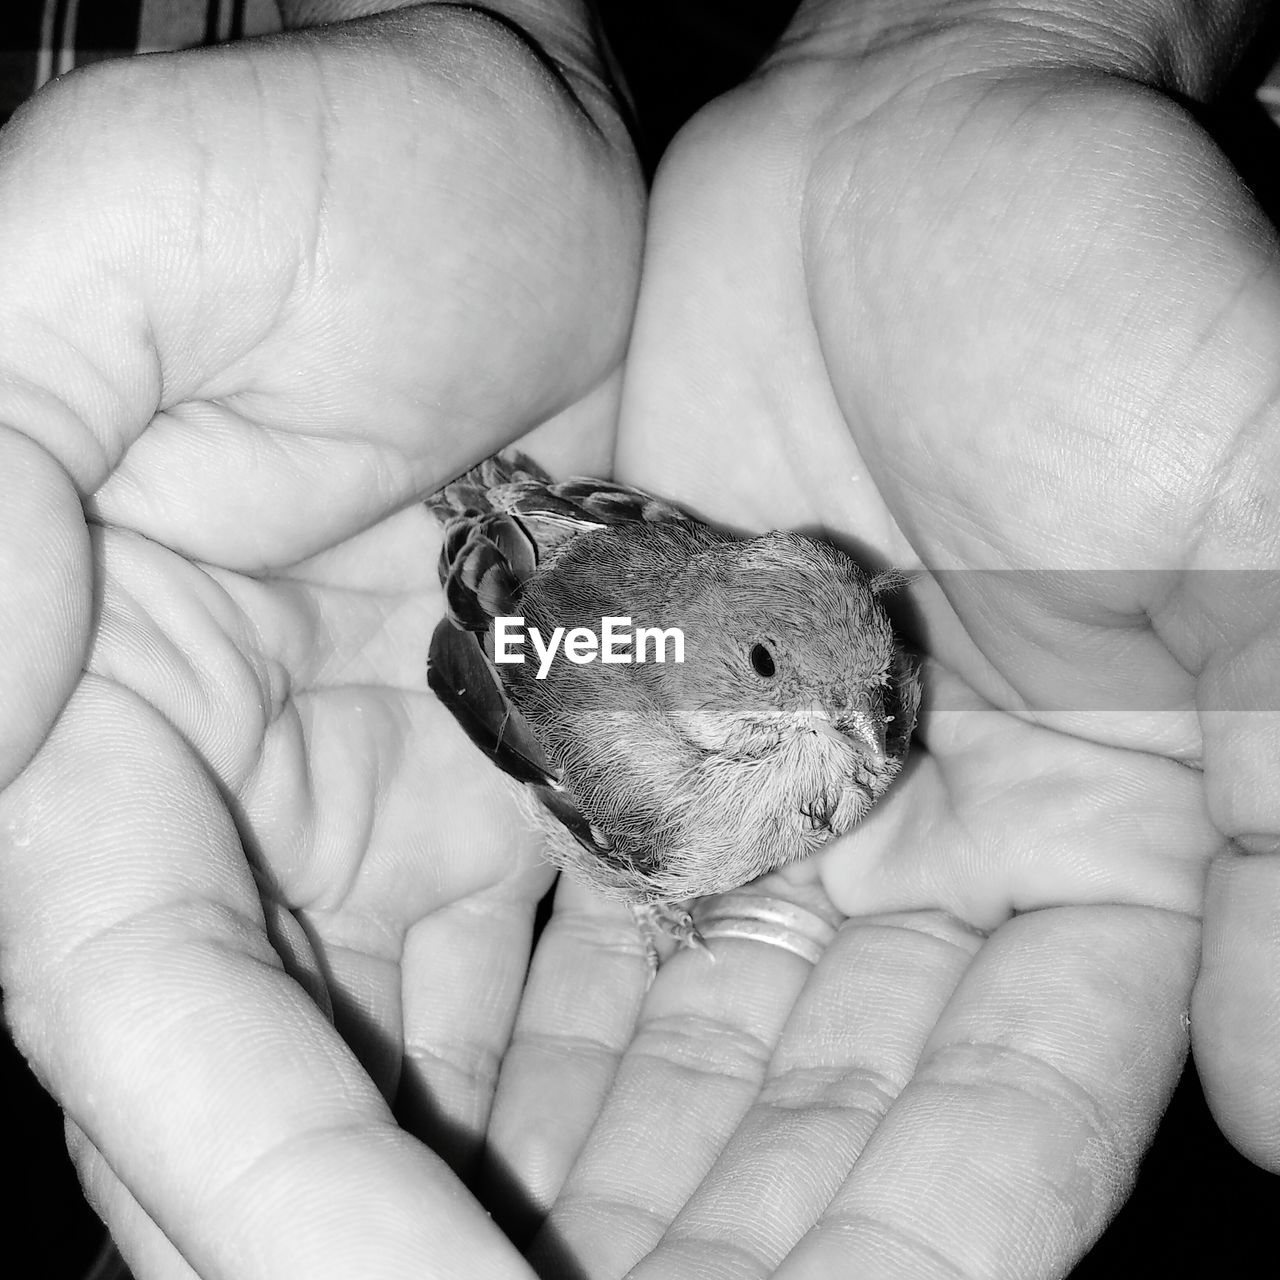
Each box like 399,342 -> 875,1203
426,452 -> 919,949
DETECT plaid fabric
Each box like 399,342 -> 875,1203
0,0 -> 282,123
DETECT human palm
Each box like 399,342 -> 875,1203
483,13 -> 1279,1279
0,9 -> 642,1277
3,3 -> 1277,1280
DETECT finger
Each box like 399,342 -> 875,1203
83,443 -> 603,1143
0,428 -> 89,786
268,407 -> 618,995
0,678 -> 530,1280
87,514 -> 535,1018
527,882 -> 834,1279
397,858 -> 556,1177
484,875 -> 651,1244
1194,847 -> 1280,1171
2,9 -> 640,569
774,906 -> 1195,1280
1192,611 -> 1280,1171
69,1122 -> 201,1280
627,912 -> 980,1280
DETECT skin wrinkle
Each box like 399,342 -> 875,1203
801,52 -> 995,262
204,1111 -> 408,1235
915,736 -> 992,887
182,84 -> 218,354
659,1119 -> 860,1240
815,71 -> 1275,583
936,72 -> 1066,216
506,1007 -> 641,1055
520,904 -> 649,956
655,1234 -> 766,1275
1193,382 -> 1280,566
628,1013 -> 780,1082
1153,574 -> 1280,695
11,891 -> 278,1073
810,1210 -> 973,1278
233,698 -> 315,869
784,1 -> 1268,96
64,895 -> 279,983
295,42 -> 338,285
774,8 -> 957,69
245,716 -> 358,906
12,141 -> 166,469
188,406 -> 398,466
434,3 -> 606,143
1128,244 -> 1280,549
1,679 -> 266,902
36,313 -> 153,469
89,544 -> 281,795
309,906 -> 407,975
176,583 -> 281,760
131,79 -> 309,411
971,5 -> 1168,77
805,63 -> 1249,447
552,1188 -> 672,1240
0,340 -> 122,490
39,949 -> 311,1167
844,911 -> 993,947
402,1029 -> 504,1094
665,1130 -> 856,1236
760,1061 -> 903,1115
290,715 -> 380,904
917,1041 -> 1124,1153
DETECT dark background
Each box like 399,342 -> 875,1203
5,0 -> 1280,1275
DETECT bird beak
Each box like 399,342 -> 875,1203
844,707 -> 887,765
806,699 -> 887,765
805,701 -> 840,741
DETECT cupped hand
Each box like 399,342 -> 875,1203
0,4 -> 642,1276
482,2 -> 1279,1276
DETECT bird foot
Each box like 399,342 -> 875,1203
631,901 -> 712,984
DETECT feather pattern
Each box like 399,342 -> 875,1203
426,451 -> 919,917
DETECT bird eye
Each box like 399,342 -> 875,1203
749,643 -> 776,678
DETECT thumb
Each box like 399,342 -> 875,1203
0,428 -> 89,787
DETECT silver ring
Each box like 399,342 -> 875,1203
692,893 -> 843,964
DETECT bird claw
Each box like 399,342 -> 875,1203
631,901 -> 712,985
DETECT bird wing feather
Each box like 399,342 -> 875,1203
427,451 -> 651,860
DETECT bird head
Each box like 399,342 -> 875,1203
654,533 -> 903,761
